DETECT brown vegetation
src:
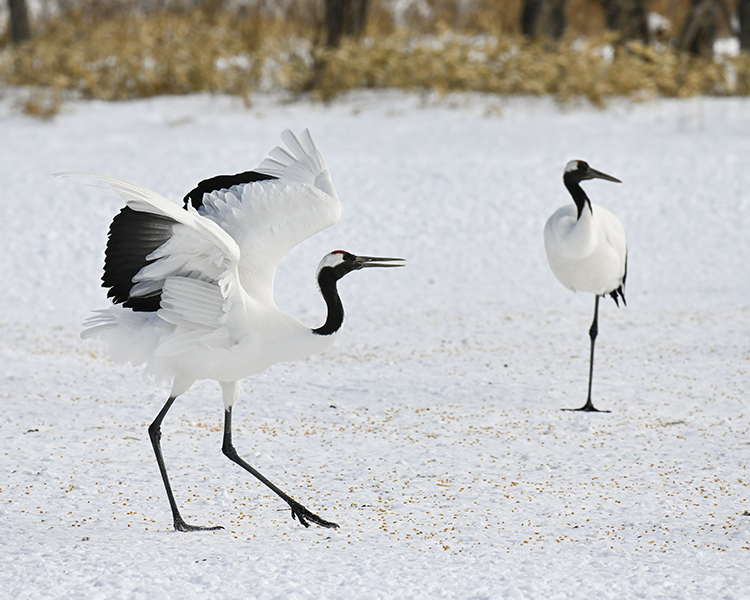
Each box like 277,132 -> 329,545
0,0 -> 747,116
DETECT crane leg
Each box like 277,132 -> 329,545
221,406 -> 339,529
148,395 -> 223,532
563,295 -> 610,413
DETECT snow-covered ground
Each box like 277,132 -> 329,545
1,90 -> 749,599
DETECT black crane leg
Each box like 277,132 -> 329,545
221,406 -> 339,529
563,295 -> 610,413
148,395 -> 223,532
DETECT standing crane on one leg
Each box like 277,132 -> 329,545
544,160 -> 626,413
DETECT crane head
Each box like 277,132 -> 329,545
317,250 -> 406,281
564,160 -> 621,184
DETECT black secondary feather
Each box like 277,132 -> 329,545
103,207 -> 176,312
183,170 -> 277,210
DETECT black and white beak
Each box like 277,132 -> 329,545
353,255 -> 406,269
585,165 -> 621,184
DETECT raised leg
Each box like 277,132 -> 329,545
148,395 -> 223,532
221,406 -> 339,529
563,295 -> 610,413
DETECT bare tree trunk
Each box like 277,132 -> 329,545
602,0 -> 649,43
347,0 -> 368,38
325,0 -> 369,48
325,0 -> 345,48
679,0 -> 729,57
521,0 -> 567,40
739,0 -> 750,51
8,0 -> 31,44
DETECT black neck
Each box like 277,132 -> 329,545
312,269 -> 344,336
564,176 -> 591,220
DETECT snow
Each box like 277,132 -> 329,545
1,90 -> 749,598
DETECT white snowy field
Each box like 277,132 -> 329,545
1,90 -> 749,599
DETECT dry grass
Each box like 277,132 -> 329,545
0,0 -> 747,116
1,8 -> 274,101
302,34 -> 750,105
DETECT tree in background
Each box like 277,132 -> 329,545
738,0 -> 750,51
521,0 -> 567,40
8,0 -> 31,44
325,0 -> 369,47
678,0 -> 729,57
602,0 -> 649,43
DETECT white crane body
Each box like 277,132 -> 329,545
84,301 -> 340,402
544,202 -> 627,297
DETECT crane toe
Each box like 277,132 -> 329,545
173,516 -> 224,532
289,501 -> 340,529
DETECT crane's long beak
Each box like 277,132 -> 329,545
590,168 -> 621,184
354,255 -> 406,269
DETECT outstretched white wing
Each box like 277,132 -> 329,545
60,173 -> 254,349
191,129 -> 342,305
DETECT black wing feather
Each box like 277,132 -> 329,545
183,170 -> 277,210
608,251 -> 627,307
103,206 -> 177,312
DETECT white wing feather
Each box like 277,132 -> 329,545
196,129 -> 342,305
255,129 -> 336,196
